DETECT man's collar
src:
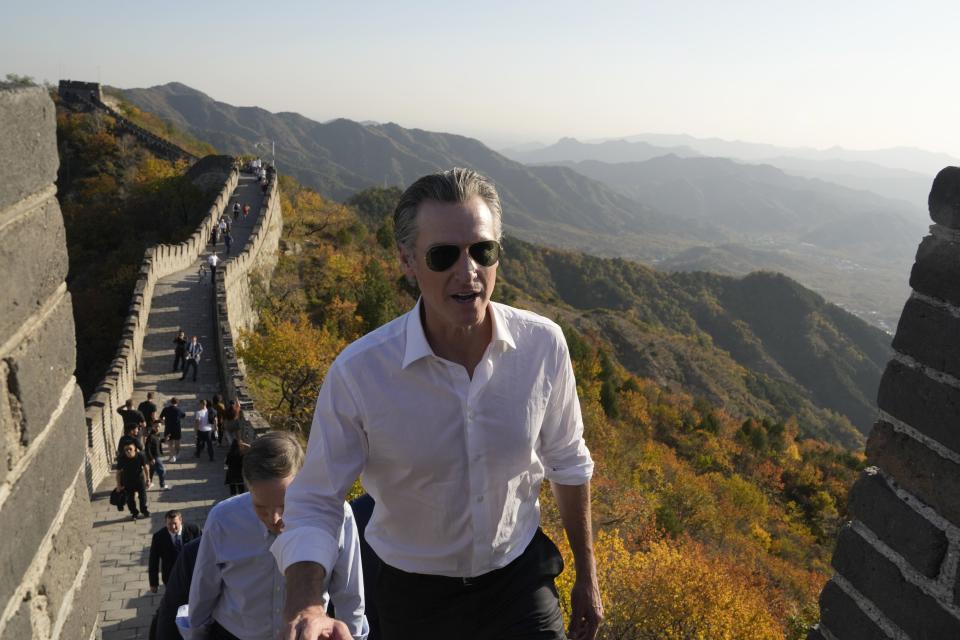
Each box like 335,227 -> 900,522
401,299 -> 516,370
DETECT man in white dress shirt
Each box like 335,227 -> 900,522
187,432 -> 368,640
273,168 -> 603,640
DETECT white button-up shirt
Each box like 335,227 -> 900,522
187,494 -> 368,640
272,300 -> 593,579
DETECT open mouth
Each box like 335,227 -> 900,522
451,292 -> 482,303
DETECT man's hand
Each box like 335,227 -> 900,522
568,573 -> 603,640
280,605 -> 351,640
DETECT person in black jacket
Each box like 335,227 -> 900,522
145,423 -> 168,490
151,536 -> 202,640
148,510 -> 201,593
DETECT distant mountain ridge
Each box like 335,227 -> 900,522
115,82 -> 718,251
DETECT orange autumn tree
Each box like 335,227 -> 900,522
238,312 -> 346,436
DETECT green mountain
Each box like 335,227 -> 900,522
500,237 -> 891,448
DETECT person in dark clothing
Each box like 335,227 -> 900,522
148,510 -> 201,592
116,441 -> 150,519
160,397 -> 186,462
172,330 -> 187,372
224,438 -> 247,495
349,493 -> 382,640
116,423 -> 143,465
152,537 -> 202,640
211,394 -> 226,445
145,423 -> 168,490
138,392 -> 159,429
181,336 -> 203,382
117,398 -> 145,430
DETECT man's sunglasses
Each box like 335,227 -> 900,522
425,240 -> 503,272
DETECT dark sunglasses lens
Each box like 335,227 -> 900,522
425,245 -> 460,271
469,241 -> 501,267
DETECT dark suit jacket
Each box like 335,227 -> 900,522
148,523 -> 201,588
152,537 -> 202,640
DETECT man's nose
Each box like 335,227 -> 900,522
453,248 -> 478,278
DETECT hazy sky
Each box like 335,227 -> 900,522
5,0 -> 960,154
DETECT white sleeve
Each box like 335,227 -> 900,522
537,329 -> 594,485
271,359 -> 368,577
328,503 -> 369,640
185,513 -> 222,639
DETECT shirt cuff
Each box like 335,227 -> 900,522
270,525 -> 339,577
543,458 -> 594,485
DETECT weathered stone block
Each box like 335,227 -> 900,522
929,166 -> 960,229
0,196 -> 69,338
0,86 -> 58,211
877,360 -> 960,454
868,421 -> 960,527
848,468 -> 948,578
38,478 -> 96,627
892,298 -> 960,380
4,294 -> 77,441
818,579 -> 891,640
3,597 -> 33,640
832,525 -> 960,638
0,385 -> 84,610
54,558 -> 100,640
910,235 -> 960,306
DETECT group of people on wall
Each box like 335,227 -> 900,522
138,168 -> 604,640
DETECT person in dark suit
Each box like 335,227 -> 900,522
148,510 -> 201,592
151,536 -> 202,640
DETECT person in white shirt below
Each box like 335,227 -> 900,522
187,431 -> 368,640
194,400 -> 216,462
273,168 -> 603,640
208,252 -> 220,284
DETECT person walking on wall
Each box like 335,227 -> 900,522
148,510 -> 201,594
224,230 -> 233,256
172,330 -> 187,372
161,397 -> 186,462
224,436 -> 248,496
208,253 -> 220,284
139,391 -> 160,431
181,336 -> 202,382
145,421 -> 169,490
117,440 -> 151,520
195,399 -> 216,462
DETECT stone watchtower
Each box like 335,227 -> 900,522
57,80 -> 103,106
0,85 -> 100,639
810,168 -> 960,638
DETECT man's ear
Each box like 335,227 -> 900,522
399,246 -> 417,282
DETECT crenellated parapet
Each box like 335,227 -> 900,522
82,161 -> 240,489
810,168 -> 960,638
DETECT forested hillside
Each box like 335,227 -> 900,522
54,92 -> 225,395
239,178 -> 870,639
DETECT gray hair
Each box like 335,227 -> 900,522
393,167 -> 503,254
242,431 -> 304,484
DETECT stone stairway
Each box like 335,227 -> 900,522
92,174 -> 267,640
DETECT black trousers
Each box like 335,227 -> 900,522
172,351 -> 185,372
375,528 -> 566,640
181,359 -> 198,381
196,430 -> 215,460
125,482 -> 148,516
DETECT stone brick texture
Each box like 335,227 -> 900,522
867,421 -> 960,529
847,467 -> 948,578
0,196 -> 69,339
929,166 -> 960,230
910,234 -> 960,306
877,359 -> 960,454
892,297 -> 960,381
0,86 -> 58,211
817,579 -> 893,640
832,525 -> 960,638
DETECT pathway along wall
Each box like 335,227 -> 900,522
83,163 -> 239,490
810,169 -> 960,638
0,86 -> 100,640
214,168 -> 282,441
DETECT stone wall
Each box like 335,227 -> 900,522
0,86 -> 100,640
213,168 -> 283,442
83,164 -> 239,490
58,81 -> 196,164
810,168 -> 960,638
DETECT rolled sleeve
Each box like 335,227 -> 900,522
274,360 -> 368,576
538,333 -> 594,485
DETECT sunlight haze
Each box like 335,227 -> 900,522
5,0 -> 960,155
